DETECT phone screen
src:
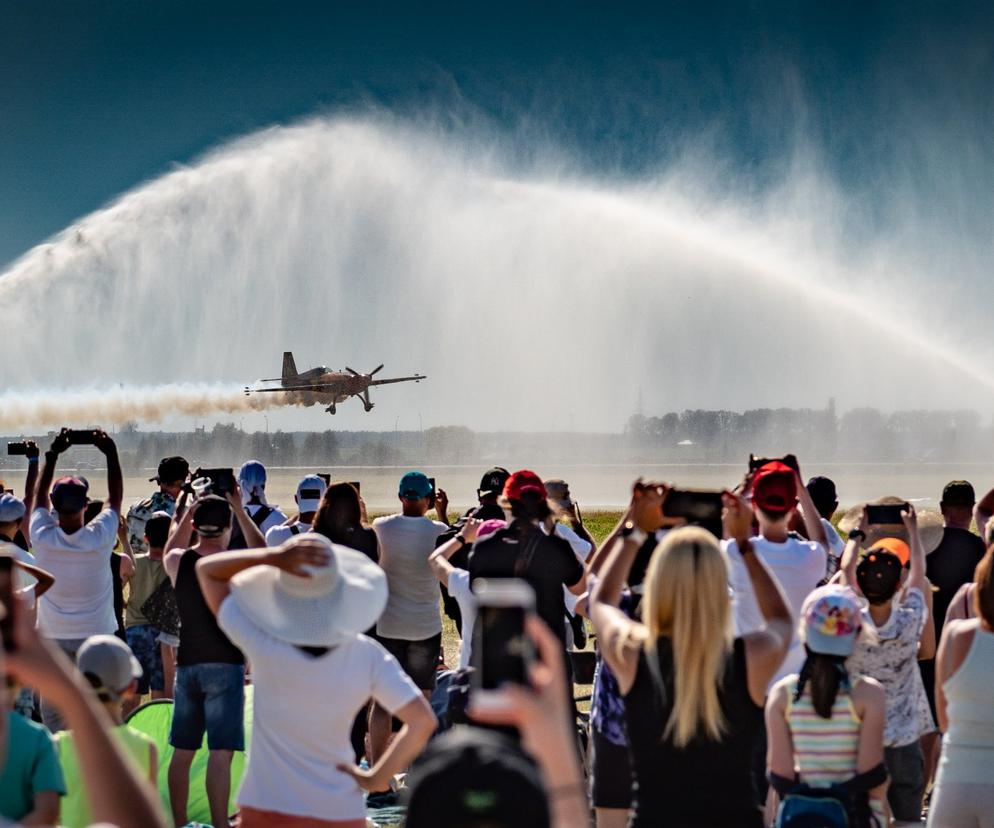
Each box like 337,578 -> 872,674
427,477 -> 437,509
0,556 -> 16,652
866,503 -> 908,524
663,489 -> 724,538
474,604 -> 528,689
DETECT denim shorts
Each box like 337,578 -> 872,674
170,662 -> 245,751
375,632 -> 441,690
125,624 -> 164,694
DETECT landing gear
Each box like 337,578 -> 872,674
363,401 -> 374,412
362,390 -> 374,412
325,402 -> 337,415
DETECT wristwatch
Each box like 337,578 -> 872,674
848,528 -> 866,543
620,521 -> 648,546
454,534 -> 469,547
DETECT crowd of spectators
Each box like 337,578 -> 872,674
1,430 -> 993,827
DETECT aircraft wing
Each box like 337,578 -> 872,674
370,374 -> 427,387
247,384 -> 335,393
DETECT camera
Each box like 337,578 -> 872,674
6,442 -> 29,456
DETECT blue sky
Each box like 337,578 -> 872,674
3,1 -> 992,269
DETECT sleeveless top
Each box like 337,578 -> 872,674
785,675 -> 860,786
175,549 -> 244,666
57,724 -> 154,828
623,636 -> 763,828
939,626 -> 994,784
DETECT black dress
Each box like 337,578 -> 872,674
623,636 -> 764,828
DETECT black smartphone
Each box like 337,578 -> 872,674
195,468 -> 236,497
317,473 -> 332,487
6,442 -> 29,456
663,489 -> 724,538
349,480 -> 361,495
749,453 -> 799,473
0,555 -> 16,652
471,579 -> 535,702
67,429 -> 99,445
428,477 -> 437,509
866,503 -> 909,524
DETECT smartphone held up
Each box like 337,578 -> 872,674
470,578 -> 535,706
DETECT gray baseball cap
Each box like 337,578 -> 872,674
0,493 -> 26,523
77,635 -> 143,700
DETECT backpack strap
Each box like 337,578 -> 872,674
251,505 -> 273,528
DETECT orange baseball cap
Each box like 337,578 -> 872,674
870,537 -> 910,566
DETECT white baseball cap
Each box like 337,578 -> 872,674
296,474 -> 328,514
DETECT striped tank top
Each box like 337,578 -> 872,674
785,675 -> 860,787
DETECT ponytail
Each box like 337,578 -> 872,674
794,647 -> 849,719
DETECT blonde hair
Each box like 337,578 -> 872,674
639,526 -> 733,746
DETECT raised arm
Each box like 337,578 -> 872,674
196,538 -> 332,616
164,505 -> 196,582
428,519 -> 480,586
227,482 -> 265,549
21,441 -> 40,529
35,430 -> 71,511
590,483 -> 665,693
839,507 -> 868,590
96,431 -> 124,515
794,470 -> 828,549
902,504 -> 926,594
975,485 -> 994,541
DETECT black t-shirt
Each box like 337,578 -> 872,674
625,637 -> 763,828
319,525 -> 379,564
927,526 -> 986,637
468,521 -> 584,644
175,549 -> 245,666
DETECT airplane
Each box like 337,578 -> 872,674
244,352 -> 426,414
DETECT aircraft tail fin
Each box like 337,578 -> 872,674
282,351 -> 298,381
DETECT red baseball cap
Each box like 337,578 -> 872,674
751,461 -> 797,514
503,470 -> 547,501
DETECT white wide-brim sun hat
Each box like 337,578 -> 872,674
229,534 -> 387,647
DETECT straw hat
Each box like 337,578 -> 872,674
229,534 -> 386,647
837,496 -> 945,554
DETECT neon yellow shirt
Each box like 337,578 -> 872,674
56,724 -> 154,828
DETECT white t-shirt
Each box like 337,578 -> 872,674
218,598 -> 421,820
552,523 -> 592,615
30,507 -> 119,638
246,503 -> 289,537
264,521 -> 311,547
446,568 -> 477,670
725,534 -> 827,684
373,514 -> 448,640
821,518 -> 845,576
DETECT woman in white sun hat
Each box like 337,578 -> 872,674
195,533 -> 436,828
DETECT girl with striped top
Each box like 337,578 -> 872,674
766,585 -> 889,826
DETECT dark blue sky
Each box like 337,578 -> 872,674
2,0 -> 992,268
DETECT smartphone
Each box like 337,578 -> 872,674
349,481 -> 361,495
428,477 -> 437,510
663,489 -> 724,538
0,555 -> 16,652
866,503 -> 909,524
194,468 -> 236,497
749,453 -> 799,473
470,578 -> 535,704
6,442 -> 29,456
317,473 -> 332,487
67,429 -> 99,445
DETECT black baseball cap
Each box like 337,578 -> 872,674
806,476 -> 837,504
150,456 -> 190,484
193,495 -> 232,537
404,728 -> 549,828
941,480 -> 975,508
856,550 -> 903,604
478,467 -> 511,499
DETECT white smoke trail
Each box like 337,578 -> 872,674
0,385 -> 299,431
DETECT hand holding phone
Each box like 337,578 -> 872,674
663,489 -> 724,538
865,502 -> 910,525
470,578 -> 536,705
